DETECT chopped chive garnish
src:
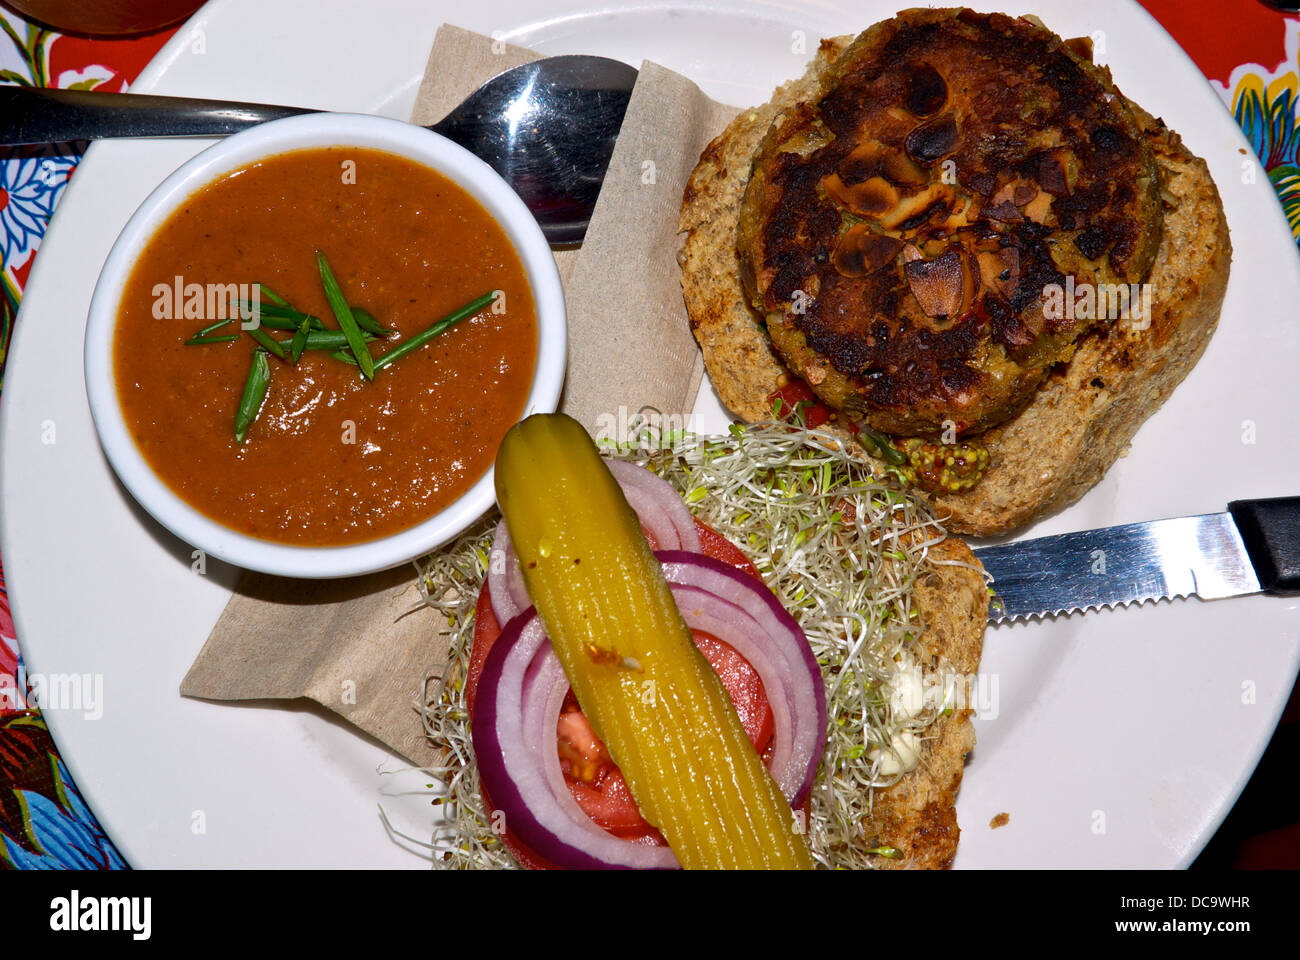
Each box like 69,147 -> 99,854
350,307 -> 394,337
258,304 -> 327,326
256,283 -> 291,308
206,264 -> 489,445
316,252 -> 374,380
230,301 -> 328,331
300,329 -> 379,351
234,349 -> 272,444
244,324 -> 288,360
242,313 -> 295,331
289,315 -> 311,364
194,317 -> 236,337
372,291 -> 494,372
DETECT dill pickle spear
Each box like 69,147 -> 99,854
494,413 -> 813,870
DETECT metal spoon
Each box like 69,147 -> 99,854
0,55 -> 638,245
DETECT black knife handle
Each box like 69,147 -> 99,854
1228,497 -> 1300,595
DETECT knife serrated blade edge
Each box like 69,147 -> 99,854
973,512 -> 1262,624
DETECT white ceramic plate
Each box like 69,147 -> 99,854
2,0 -> 1297,868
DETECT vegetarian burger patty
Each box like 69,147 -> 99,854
736,8 -> 1162,437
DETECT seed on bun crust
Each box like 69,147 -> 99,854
736,8 -> 1162,438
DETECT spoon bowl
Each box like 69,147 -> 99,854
436,56 -> 638,245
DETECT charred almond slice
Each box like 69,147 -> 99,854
835,143 -> 882,185
904,247 -> 974,319
1036,147 -> 1077,196
994,176 -> 1054,224
879,182 -> 954,232
1020,293 -> 1050,338
834,141 -> 930,189
966,170 -> 996,196
976,251 -> 1000,292
1023,190 -> 1054,224
984,200 -> 1024,223
936,195 -> 979,231
996,247 -> 1021,298
989,180 -> 1015,206
822,173 -> 898,217
880,150 -> 929,188
904,114 -> 958,165
990,176 -> 1030,207
959,249 -> 979,316
977,247 -> 1021,299
831,225 -> 904,277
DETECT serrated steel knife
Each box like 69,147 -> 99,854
973,497 -> 1300,624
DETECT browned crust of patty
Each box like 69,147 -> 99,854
680,38 -> 851,425
678,38 -> 1231,538
928,105 -> 1231,532
861,536 -> 987,870
735,9 -> 1162,437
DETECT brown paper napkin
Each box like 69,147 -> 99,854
180,24 -> 743,766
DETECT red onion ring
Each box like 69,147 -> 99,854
487,460 -> 702,627
604,460 -> 702,553
474,610 -> 678,869
657,552 -> 826,807
471,552 -> 826,869
487,521 -> 532,628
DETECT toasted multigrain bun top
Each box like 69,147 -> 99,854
737,8 -> 1162,437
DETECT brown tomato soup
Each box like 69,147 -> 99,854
114,147 -> 537,547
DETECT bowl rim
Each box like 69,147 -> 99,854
83,113 -> 566,578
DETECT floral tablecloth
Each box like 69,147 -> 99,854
2,0 -> 1298,869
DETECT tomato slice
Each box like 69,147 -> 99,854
464,583 -> 496,719
768,380 -> 832,429
694,521 -> 763,580
466,516 -> 777,867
